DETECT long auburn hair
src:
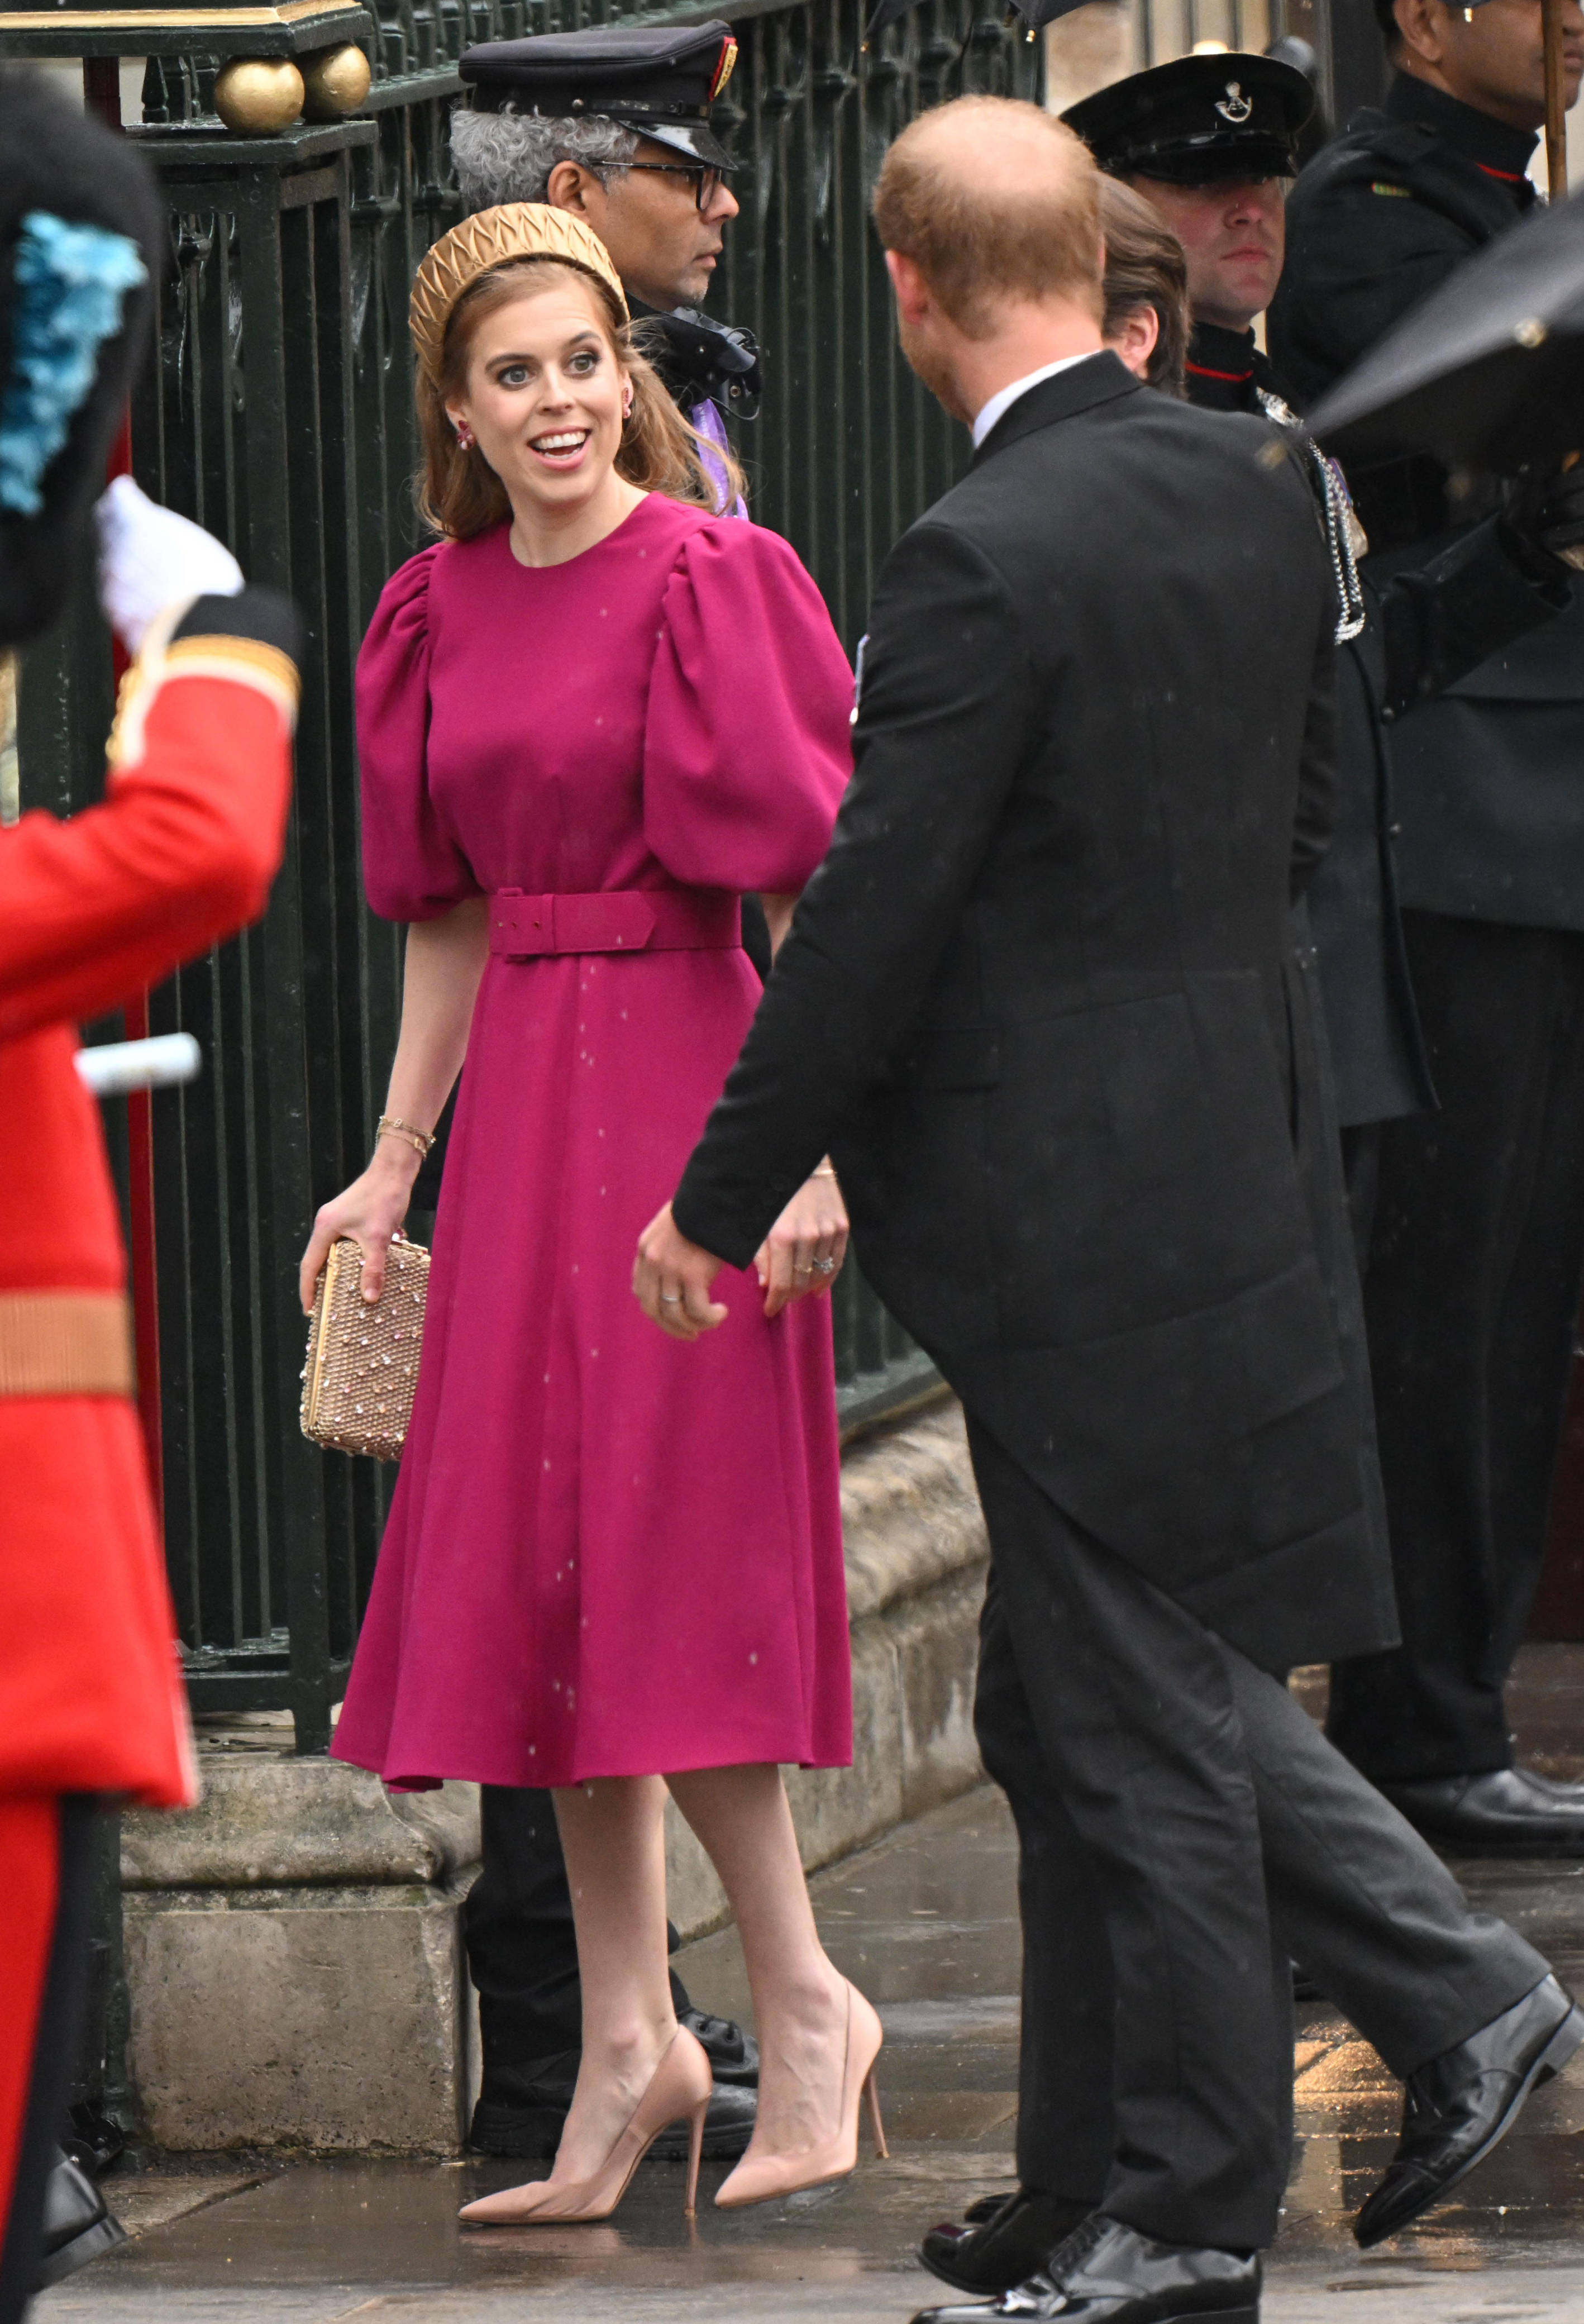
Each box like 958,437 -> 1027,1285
416,257 -> 743,539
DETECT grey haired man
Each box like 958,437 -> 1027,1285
450,23 -> 760,497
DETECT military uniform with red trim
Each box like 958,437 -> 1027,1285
0,589 -> 295,2294
1182,316 -> 1291,415
1268,74 -> 1584,1830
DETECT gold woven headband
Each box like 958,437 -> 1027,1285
409,204 -> 629,380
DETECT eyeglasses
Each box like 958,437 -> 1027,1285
625,161 -> 726,215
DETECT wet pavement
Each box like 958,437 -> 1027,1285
37,1644 -> 1584,2323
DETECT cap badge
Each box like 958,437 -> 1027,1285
708,35 -> 738,99
1214,81 -> 1253,122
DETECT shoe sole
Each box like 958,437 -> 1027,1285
1163,2309 -> 1257,2324
916,2242 -> 1025,2296
35,2212 -> 127,2290
1160,2311 -> 1257,2324
1355,2002 -> 1584,2247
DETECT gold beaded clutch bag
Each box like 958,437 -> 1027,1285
300,1235 -> 430,1461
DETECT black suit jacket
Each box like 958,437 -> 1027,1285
1269,74 -> 1584,932
672,355 -> 1398,1674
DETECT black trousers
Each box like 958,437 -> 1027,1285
0,1797 -> 96,2324
1329,914 -> 1584,1784
462,1787 -> 692,2103
967,1418 -> 1545,2252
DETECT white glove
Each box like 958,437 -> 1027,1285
95,474 -> 244,657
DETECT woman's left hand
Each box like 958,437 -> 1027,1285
755,1166 -> 849,1318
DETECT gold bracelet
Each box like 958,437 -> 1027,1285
376,1115 -> 435,1159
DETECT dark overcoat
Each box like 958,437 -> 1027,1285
672,354 -> 1399,1675
1269,72 -> 1584,934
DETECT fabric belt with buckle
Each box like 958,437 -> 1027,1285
0,1290 -> 135,1398
488,888 -> 742,959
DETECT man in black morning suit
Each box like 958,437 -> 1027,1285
633,98 -> 1578,2324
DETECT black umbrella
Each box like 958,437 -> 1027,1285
865,0 -> 1092,46
1306,185 -> 1584,477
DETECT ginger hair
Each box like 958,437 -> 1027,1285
416,258 -> 742,539
872,97 -> 1103,340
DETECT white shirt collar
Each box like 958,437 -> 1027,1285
971,351 -> 1099,450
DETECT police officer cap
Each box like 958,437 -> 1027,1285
460,22 -> 740,172
1062,52 -> 1312,185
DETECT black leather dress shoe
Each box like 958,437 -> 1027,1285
1354,1971 -> 1584,2247
910,2212 -> 1260,2324
1380,1767 -> 1584,1855
35,2150 -> 126,2290
919,2188 -> 1095,2294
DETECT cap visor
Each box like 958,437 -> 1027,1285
1120,139 -> 1294,183
632,118 -> 736,169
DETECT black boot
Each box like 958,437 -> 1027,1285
652,2008 -> 758,2159
468,2014 -> 760,2162
919,2188 -> 1095,2295
35,2150 -> 126,2290
911,2213 -> 1260,2324
1355,1973 -> 1584,2247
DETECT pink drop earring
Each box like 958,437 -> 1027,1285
455,419 -> 474,451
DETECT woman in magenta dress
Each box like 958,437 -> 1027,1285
299,207 -> 882,2223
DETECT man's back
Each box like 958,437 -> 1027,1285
677,354 -> 1387,1672
905,362 -> 1330,1015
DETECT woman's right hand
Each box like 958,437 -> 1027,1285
299,1145 -> 422,1315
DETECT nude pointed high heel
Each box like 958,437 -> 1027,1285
459,2024 -> 713,2225
713,1981 -> 888,2210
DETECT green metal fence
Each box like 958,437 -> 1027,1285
9,0 -> 1037,1750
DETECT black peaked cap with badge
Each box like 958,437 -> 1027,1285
1062,51 -> 1312,184
459,22 -> 740,171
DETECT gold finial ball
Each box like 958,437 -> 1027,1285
214,56 -> 305,134
302,43 -> 371,120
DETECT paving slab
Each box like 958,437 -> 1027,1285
37,1646 -> 1584,2322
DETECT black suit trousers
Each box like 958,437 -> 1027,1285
967,1418 -> 1544,2249
462,1788 -> 691,2103
1328,913 -> 1584,1783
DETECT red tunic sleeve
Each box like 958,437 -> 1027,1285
356,547 -> 483,922
642,520 -> 853,894
0,636 -> 295,1041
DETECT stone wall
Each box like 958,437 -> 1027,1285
120,1398 -> 989,2154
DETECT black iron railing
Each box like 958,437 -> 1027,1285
9,0 -> 1035,1749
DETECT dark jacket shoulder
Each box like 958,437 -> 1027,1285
1270,77 -> 1536,412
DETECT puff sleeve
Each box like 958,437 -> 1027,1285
643,522 -> 853,894
356,547 -> 482,922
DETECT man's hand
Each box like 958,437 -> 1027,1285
633,1203 -> 729,1340
755,1165 -> 848,1317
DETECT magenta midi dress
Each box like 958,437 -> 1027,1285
330,493 -> 857,1792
